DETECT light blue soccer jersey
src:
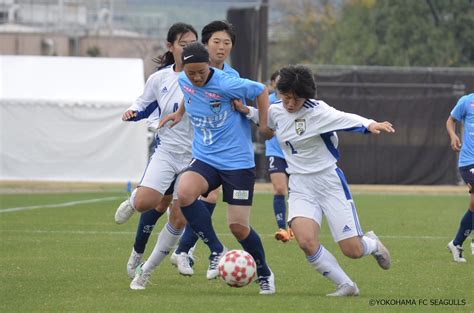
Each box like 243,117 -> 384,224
265,94 -> 285,158
451,93 -> 474,167
178,68 -> 265,170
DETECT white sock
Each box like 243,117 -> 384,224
307,245 -> 353,286
142,223 -> 183,273
361,235 -> 378,256
129,188 -> 138,210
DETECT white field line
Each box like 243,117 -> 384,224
0,228 -> 451,240
0,196 -> 121,213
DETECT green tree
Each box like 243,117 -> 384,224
269,0 -> 474,68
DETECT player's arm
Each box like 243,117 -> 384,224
318,103 -> 394,135
255,86 -> 274,138
233,99 -> 259,125
158,97 -> 185,129
446,116 -> 461,152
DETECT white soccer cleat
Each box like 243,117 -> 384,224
258,270 -> 276,295
447,240 -> 467,263
127,248 -> 144,279
130,264 -> 152,290
115,199 -> 135,224
177,252 -> 194,276
327,283 -> 360,297
471,239 -> 474,256
170,251 -> 178,266
365,231 -> 391,270
206,248 -> 227,280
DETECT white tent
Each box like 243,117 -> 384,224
0,55 -> 148,182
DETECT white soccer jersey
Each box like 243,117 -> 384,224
268,99 -> 374,174
129,65 -> 192,155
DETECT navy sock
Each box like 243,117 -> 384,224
239,227 -> 271,277
453,209 -> 473,246
273,194 -> 286,229
180,200 -> 223,254
133,209 -> 164,253
176,200 -> 216,254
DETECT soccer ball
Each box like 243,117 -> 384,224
218,250 -> 257,287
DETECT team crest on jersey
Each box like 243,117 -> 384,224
295,119 -> 306,135
210,100 -> 221,114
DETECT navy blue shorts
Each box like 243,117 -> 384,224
164,178 -> 176,196
267,156 -> 288,175
184,159 -> 255,205
459,164 -> 474,193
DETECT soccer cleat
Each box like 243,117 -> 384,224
115,199 -> 135,224
365,231 -> 391,270
471,239 -> 474,256
274,228 -> 291,242
447,240 -> 467,263
206,248 -> 227,280
177,252 -> 194,276
130,264 -> 152,290
258,270 -> 276,295
127,248 -> 144,279
327,283 -> 360,297
170,251 -> 178,266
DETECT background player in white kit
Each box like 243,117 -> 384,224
113,22 -> 199,289
267,65 -> 394,296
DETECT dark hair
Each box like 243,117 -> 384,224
277,65 -> 316,99
182,42 -> 209,65
154,22 -> 198,69
201,20 -> 236,46
270,70 -> 280,82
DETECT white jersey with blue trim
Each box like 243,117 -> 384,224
178,68 -> 265,170
268,99 -> 374,174
129,65 -> 192,155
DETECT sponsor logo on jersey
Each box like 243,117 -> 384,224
204,91 -> 222,99
210,100 -> 221,114
295,119 -> 306,135
161,86 -> 168,94
183,85 -> 195,94
342,225 -> 351,232
233,190 -> 249,200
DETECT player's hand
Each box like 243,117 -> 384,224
232,99 -> 249,114
122,110 -> 137,121
259,126 -> 274,139
158,112 -> 182,129
368,121 -> 395,134
450,136 -> 461,152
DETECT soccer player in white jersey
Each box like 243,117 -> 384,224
267,65 -> 394,296
170,20 -> 241,275
112,23 -> 199,289
160,42 -> 275,295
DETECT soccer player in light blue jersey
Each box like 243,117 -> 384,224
446,93 -> 474,262
161,42 -> 275,295
267,65 -> 394,296
170,20 -> 242,275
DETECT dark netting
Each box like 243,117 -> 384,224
310,65 -> 474,185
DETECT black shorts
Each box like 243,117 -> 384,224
184,158 -> 255,205
459,164 -> 474,193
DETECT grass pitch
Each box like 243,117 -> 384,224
0,191 -> 472,312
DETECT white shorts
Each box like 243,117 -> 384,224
287,165 -> 363,242
139,147 -> 192,199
